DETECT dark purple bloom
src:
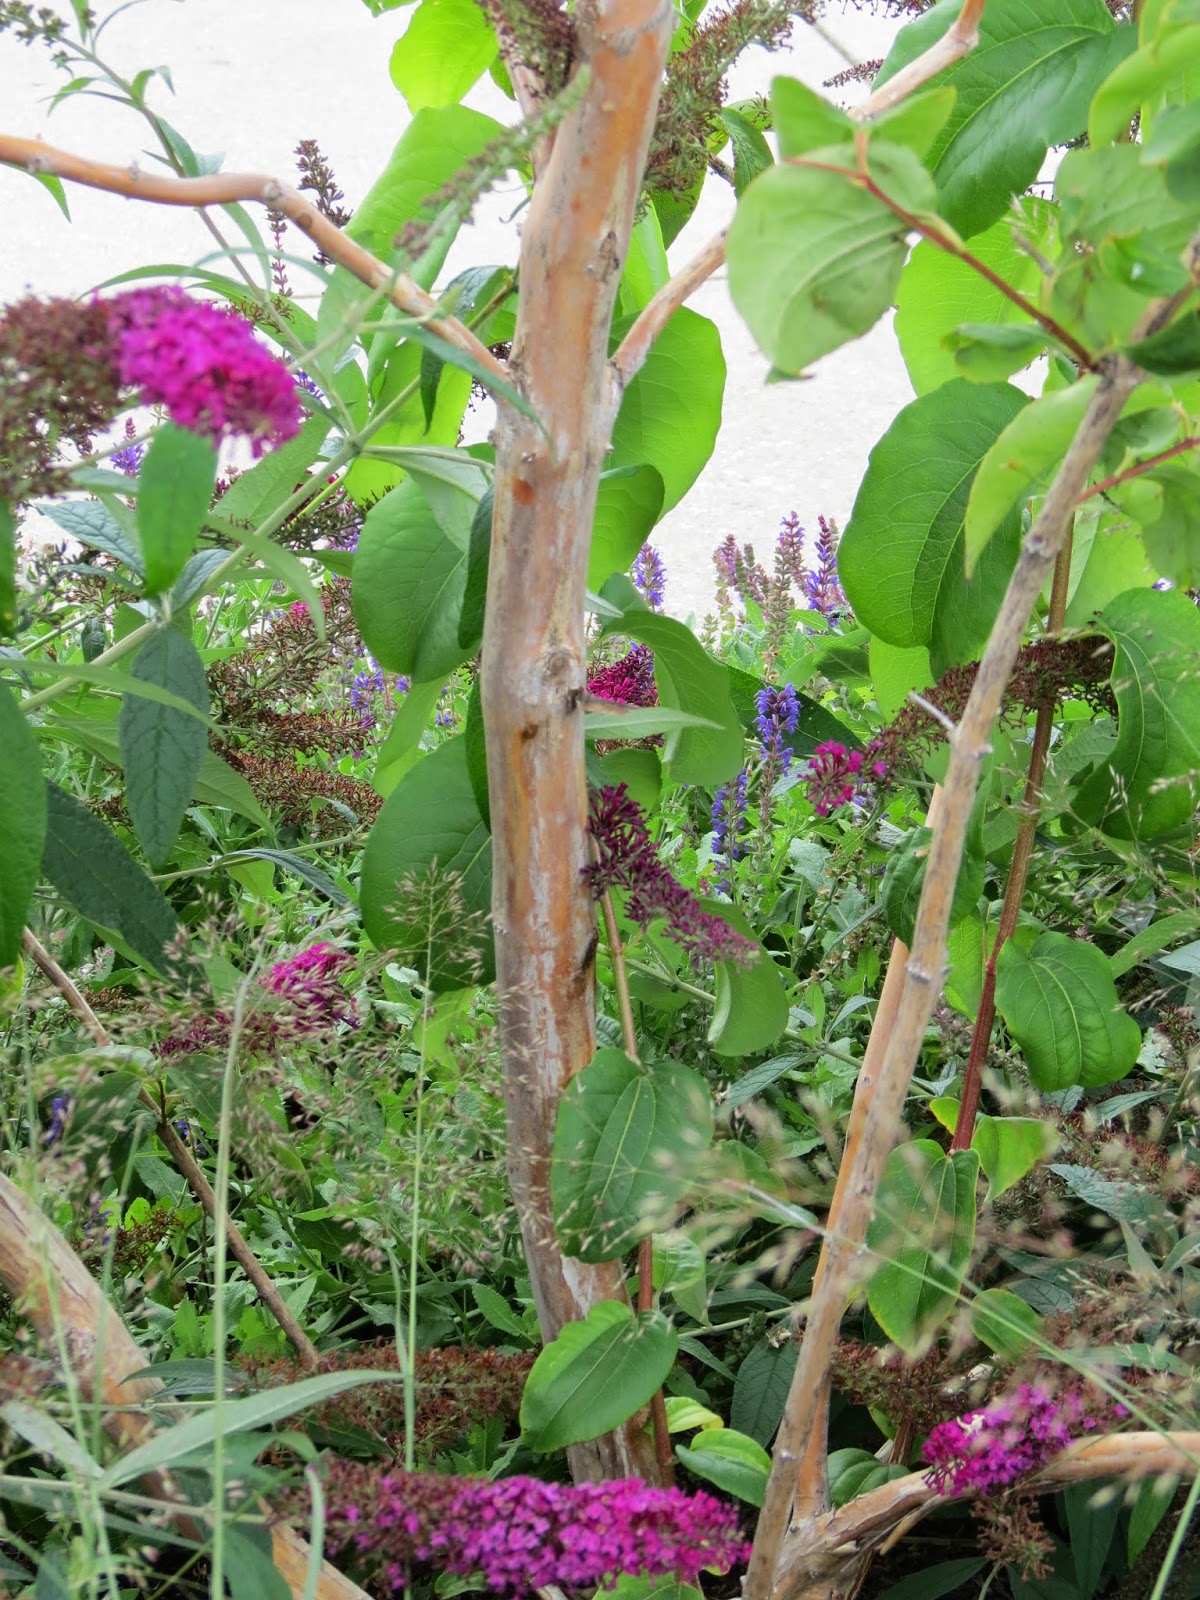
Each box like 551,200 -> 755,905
44,1095 -> 71,1148
803,514 -> 847,617
588,785 -> 757,966
105,288 -> 303,456
802,741 -> 864,817
632,543 -> 667,610
110,417 -> 144,476
327,1469 -> 749,1594
924,1384 -> 1101,1497
587,644 -> 658,708
711,768 -> 749,894
755,683 -> 800,772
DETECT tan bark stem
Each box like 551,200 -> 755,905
21,929 -> 320,1371
610,228 -> 728,390
857,0 -> 988,117
0,134 -> 506,385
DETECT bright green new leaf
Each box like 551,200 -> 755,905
894,200 -> 1057,394
874,0 -> 1132,239
839,380 -> 1027,673
720,106 -> 774,195
352,475 -> 479,682
552,1047 -> 713,1262
704,900 -> 788,1057
41,783 -> 185,976
359,736 -> 492,991
868,85 -> 958,158
389,0 -> 496,111
0,688 -> 46,968
971,1287 -> 1043,1360
373,680 -> 446,799
973,1115 -> 1056,1199
964,378 -> 1098,572
519,1301 -> 677,1453
866,1140 -> 980,1354
119,630 -> 210,868
674,1428 -> 771,1506
1074,587 -> 1200,836
608,308 -> 724,513
945,322 -> 1053,382
587,466 -> 666,592
769,75 -> 853,155
727,140 -> 937,376
136,424 -> 217,595
995,930 -> 1141,1091
868,638 -> 932,722
1089,23 -> 1200,147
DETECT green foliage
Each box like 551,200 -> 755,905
995,931 -> 1142,1091
0,686 -> 46,967
118,629 -> 209,867
135,423 -> 216,595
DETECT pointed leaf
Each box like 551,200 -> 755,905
119,630 -> 210,867
0,687 -> 47,967
136,424 -> 217,595
587,466 -> 666,592
705,901 -> 787,1057
973,1115 -> 1056,1199
389,0 -> 496,110
730,1337 -> 798,1447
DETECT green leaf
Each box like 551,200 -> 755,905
880,824 -> 984,947
839,380 -> 1027,673
1128,1475 -> 1177,1567
826,1447 -> 908,1508
1110,910 -> 1200,977
866,1141 -> 980,1355
965,378 -> 1098,571
704,901 -> 788,1057
119,630 -> 210,868
519,1301 -> 677,1453
101,1370 -> 400,1488
136,424 -> 217,596
875,0 -> 1132,239
1127,309 -> 1200,376
971,1287 -> 1043,1360
352,476 -> 478,682
727,140 -> 937,375
973,1114 -> 1055,1199
213,414 -> 331,527
224,1527 -> 291,1600
212,515 -> 326,640
39,497 -> 144,577
587,467 -> 666,592
729,1337 -> 797,1447
551,1048 -> 714,1262
600,607 -> 742,786
945,322 -> 1054,382
1089,23 -> 1200,147
719,106 -> 774,196
674,1428 -> 770,1506
1139,463 -> 1200,588
895,205 -> 1054,393
1074,587 -> 1200,836
869,85 -> 959,159
359,736 -> 493,991
585,706 -> 722,740
458,485 -> 493,652
471,1282 -> 529,1340
868,638 -> 933,722
373,679 -> 445,797
769,76 -> 854,156
608,308 -> 724,513
0,687 -> 46,967
41,783 -> 185,975
216,850 -> 351,905
995,931 -> 1141,1091
0,499 -> 16,636
389,0 -> 496,110
1063,1480 -> 1117,1600
874,1560 -> 988,1600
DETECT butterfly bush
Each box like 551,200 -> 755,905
107,287 -> 303,455
587,643 -> 658,707
588,784 -> 757,966
923,1384 -> 1102,1497
326,1467 -> 749,1594
156,941 -> 356,1057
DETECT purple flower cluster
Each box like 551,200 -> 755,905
713,534 -> 769,614
587,644 -> 658,708
923,1384 -> 1100,1497
633,543 -> 667,610
755,683 -> 800,773
803,514 -> 847,617
588,785 -> 757,966
110,416 -> 144,477
803,741 -> 870,817
43,1094 -> 71,1149
106,288 -> 303,456
711,768 -> 749,893
329,1469 -> 749,1594
156,941 -> 356,1057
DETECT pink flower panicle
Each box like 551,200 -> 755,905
106,288 -> 303,456
923,1384 -> 1099,1497
156,942 -> 356,1057
588,785 -> 758,967
329,1469 -> 749,1594
803,741 -> 865,817
586,644 -> 658,707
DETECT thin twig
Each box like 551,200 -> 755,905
1078,435 -> 1200,504
21,928 -> 320,1370
0,134 -> 508,387
856,0 -> 988,117
609,228 -> 728,392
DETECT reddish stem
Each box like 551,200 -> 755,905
1077,435 -> 1200,504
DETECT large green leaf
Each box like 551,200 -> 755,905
875,0 -> 1132,239
213,414 -> 332,528
729,1336 -> 797,1447
839,379 -> 1028,674
359,736 -> 493,990
552,1048 -> 713,1262
119,630 -> 210,868
727,140 -> 937,375
352,476 -> 477,682
41,784 -> 185,975
995,930 -> 1141,1091
881,824 -> 985,947
866,1140 -> 980,1354
136,424 -> 217,596
39,497 -> 144,578
608,308 -> 725,513
389,0 -> 496,109
1,498 -> 17,636
894,200 -> 1057,394
704,900 -> 788,1057
587,466 -> 666,592
674,1428 -> 770,1506
600,606 -> 742,786
972,1115 -> 1055,1200
1090,21 -> 1200,146
0,687 -> 46,967
1073,587 -> 1200,837
519,1301 -> 677,1453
